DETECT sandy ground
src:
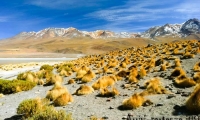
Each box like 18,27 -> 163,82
0,53 -> 200,120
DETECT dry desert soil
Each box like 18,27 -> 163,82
0,40 -> 200,120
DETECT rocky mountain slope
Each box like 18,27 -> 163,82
12,27 -> 139,40
141,18 -> 200,39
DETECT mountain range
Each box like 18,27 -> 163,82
8,18 -> 200,40
0,18 -> 200,56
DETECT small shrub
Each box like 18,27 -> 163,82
17,97 -> 72,120
46,82 -> 68,101
17,98 -> 50,118
28,106 -> 72,120
122,93 -> 146,109
73,85 -> 94,95
0,79 -> 36,94
186,84 -> 200,113
40,64 -> 53,72
54,92 -> 73,106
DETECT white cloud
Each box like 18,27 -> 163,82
85,0 -> 200,32
86,0 -> 176,23
174,1 -> 200,19
27,0 -> 103,9
0,16 -> 9,22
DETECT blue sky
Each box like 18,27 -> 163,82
0,0 -> 200,39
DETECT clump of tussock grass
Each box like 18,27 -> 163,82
40,64 -> 53,72
0,79 -> 36,94
186,84 -> 200,114
17,97 -> 72,120
122,93 -> 152,109
141,77 -> 169,95
73,85 -> 94,95
92,75 -> 117,90
46,82 -> 69,101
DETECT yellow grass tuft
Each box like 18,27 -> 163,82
174,58 -> 181,67
46,82 -> 68,101
142,77 -> 169,95
183,52 -> 195,59
128,75 -> 138,83
99,87 -> 119,97
76,65 -> 89,79
53,92 -> 73,106
186,84 -> 200,113
171,67 -> 186,77
68,79 -> 75,84
92,75 -> 117,90
175,75 -> 196,87
122,93 -> 146,109
138,66 -> 147,78
115,70 -> 129,81
160,63 -> 167,71
45,74 -> 63,85
81,70 -> 96,83
73,85 -> 94,95
173,48 -> 183,55
194,61 -> 200,72
193,72 -> 200,83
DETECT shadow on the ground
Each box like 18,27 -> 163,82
172,105 -> 200,116
4,114 -> 23,120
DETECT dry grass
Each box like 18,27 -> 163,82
54,92 -> 73,106
171,67 -> 186,77
81,70 -> 96,83
46,82 -> 68,101
45,74 -> 63,86
141,78 -> 169,95
193,72 -> 200,83
122,93 -> 147,109
73,85 -> 94,95
92,75 -> 117,90
186,84 -> 200,113
194,61 -> 200,72
99,87 -> 119,97
174,75 -> 196,87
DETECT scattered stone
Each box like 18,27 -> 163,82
102,116 -> 109,119
139,86 -> 146,89
165,85 -> 170,88
122,116 -> 127,119
160,73 -> 166,77
168,87 -> 173,90
128,113 -> 133,117
122,84 -> 131,88
109,106 -> 114,109
156,103 -> 164,106
136,83 -> 140,87
167,94 -> 176,99
106,99 -> 111,102
173,105 -> 181,110
176,90 -> 182,94
181,92 -> 190,97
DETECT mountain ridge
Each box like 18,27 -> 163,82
4,18 -> 200,41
